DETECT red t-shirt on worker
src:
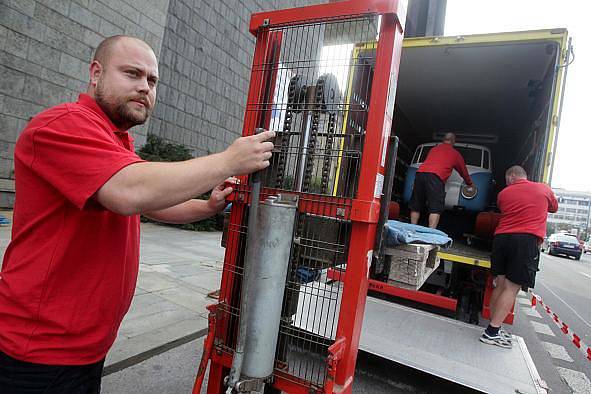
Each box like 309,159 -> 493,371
0,94 -> 145,365
417,143 -> 473,185
494,179 -> 558,240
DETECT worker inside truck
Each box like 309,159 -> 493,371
409,132 -> 474,228
0,35 -> 275,393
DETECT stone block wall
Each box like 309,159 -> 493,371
0,0 -> 320,207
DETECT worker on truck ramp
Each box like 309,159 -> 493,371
409,132 -> 473,228
480,165 -> 558,348
0,35 -> 275,393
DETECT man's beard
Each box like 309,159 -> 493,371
95,80 -> 152,130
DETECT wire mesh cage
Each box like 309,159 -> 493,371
207,2 -> 405,392
215,16 -> 380,390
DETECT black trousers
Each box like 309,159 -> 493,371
0,351 -> 104,394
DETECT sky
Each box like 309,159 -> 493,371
444,0 -> 590,192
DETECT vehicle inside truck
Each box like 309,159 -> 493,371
367,32 -> 567,322
391,35 -> 563,205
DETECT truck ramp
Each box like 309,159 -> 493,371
361,297 -> 546,394
294,282 -> 546,394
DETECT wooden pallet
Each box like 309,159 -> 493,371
385,243 -> 440,290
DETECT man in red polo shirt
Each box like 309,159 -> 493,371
480,165 -> 558,348
409,132 -> 473,228
0,35 -> 274,393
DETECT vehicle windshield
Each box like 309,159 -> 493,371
417,146 -> 433,163
552,234 -> 579,243
455,146 -> 483,167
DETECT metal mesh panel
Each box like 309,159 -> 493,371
215,15 -> 379,390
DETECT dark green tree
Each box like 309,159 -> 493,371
137,134 -> 223,231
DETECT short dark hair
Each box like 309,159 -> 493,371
506,165 -> 527,179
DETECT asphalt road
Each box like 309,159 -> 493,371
528,252 -> 591,391
506,251 -> 591,393
537,252 -> 591,345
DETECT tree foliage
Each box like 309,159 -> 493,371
137,134 -> 223,231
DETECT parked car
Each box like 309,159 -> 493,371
542,233 -> 583,260
584,240 -> 591,254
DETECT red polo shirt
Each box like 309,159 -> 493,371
494,179 -> 558,240
0,94 -> 145,365
417,143 -> 473,185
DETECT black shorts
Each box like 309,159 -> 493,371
0,351 -> 104,393
409,172 -> 445,214
491,233 -> 540,289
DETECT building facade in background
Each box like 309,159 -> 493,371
547,189 -> 591,240
0,0 -> 317,207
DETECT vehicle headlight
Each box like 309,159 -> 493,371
461,184 -> 478,200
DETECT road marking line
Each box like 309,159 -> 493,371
556,367 -> 591,394
530,320 -> 555,336
542,341 -> 574,362
521,306 -> 542,319
539,281 -> 591,330
580,272 -> 591,280
518,297 -> 531,305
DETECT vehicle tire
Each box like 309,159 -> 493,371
575,255 -> 581,261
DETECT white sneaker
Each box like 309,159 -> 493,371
480,331 -> 513,349
499,328 -> 513,342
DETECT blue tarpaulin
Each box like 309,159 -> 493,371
385,220 -> 452,247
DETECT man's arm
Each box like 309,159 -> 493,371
547,187 -> 559,213
496,189 -> 505,214
95,131 -> 274,216
144,200 -> 217,224
144,180 -> 234,223
454,152 -> 473,185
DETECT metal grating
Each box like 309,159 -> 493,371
215,14 -> 380,390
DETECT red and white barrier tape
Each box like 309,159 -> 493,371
530,291 -> 591,362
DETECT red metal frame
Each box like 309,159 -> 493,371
249,0 -> 406,35
482,274 -> 515,325
228,186 -> 354,220
192,305 -> 217,394
202,1 -> 406,393
368,279 -> 457,311
327,268 -> 458,312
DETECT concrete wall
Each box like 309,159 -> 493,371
0,0 -> 317,208
0,0 -> 170,207
151,0 -> 316,157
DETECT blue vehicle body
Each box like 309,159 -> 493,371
402,143 -> 493,212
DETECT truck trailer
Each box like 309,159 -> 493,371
334,28 -> 571,393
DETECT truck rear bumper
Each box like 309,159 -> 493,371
549,246 -> 581,258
